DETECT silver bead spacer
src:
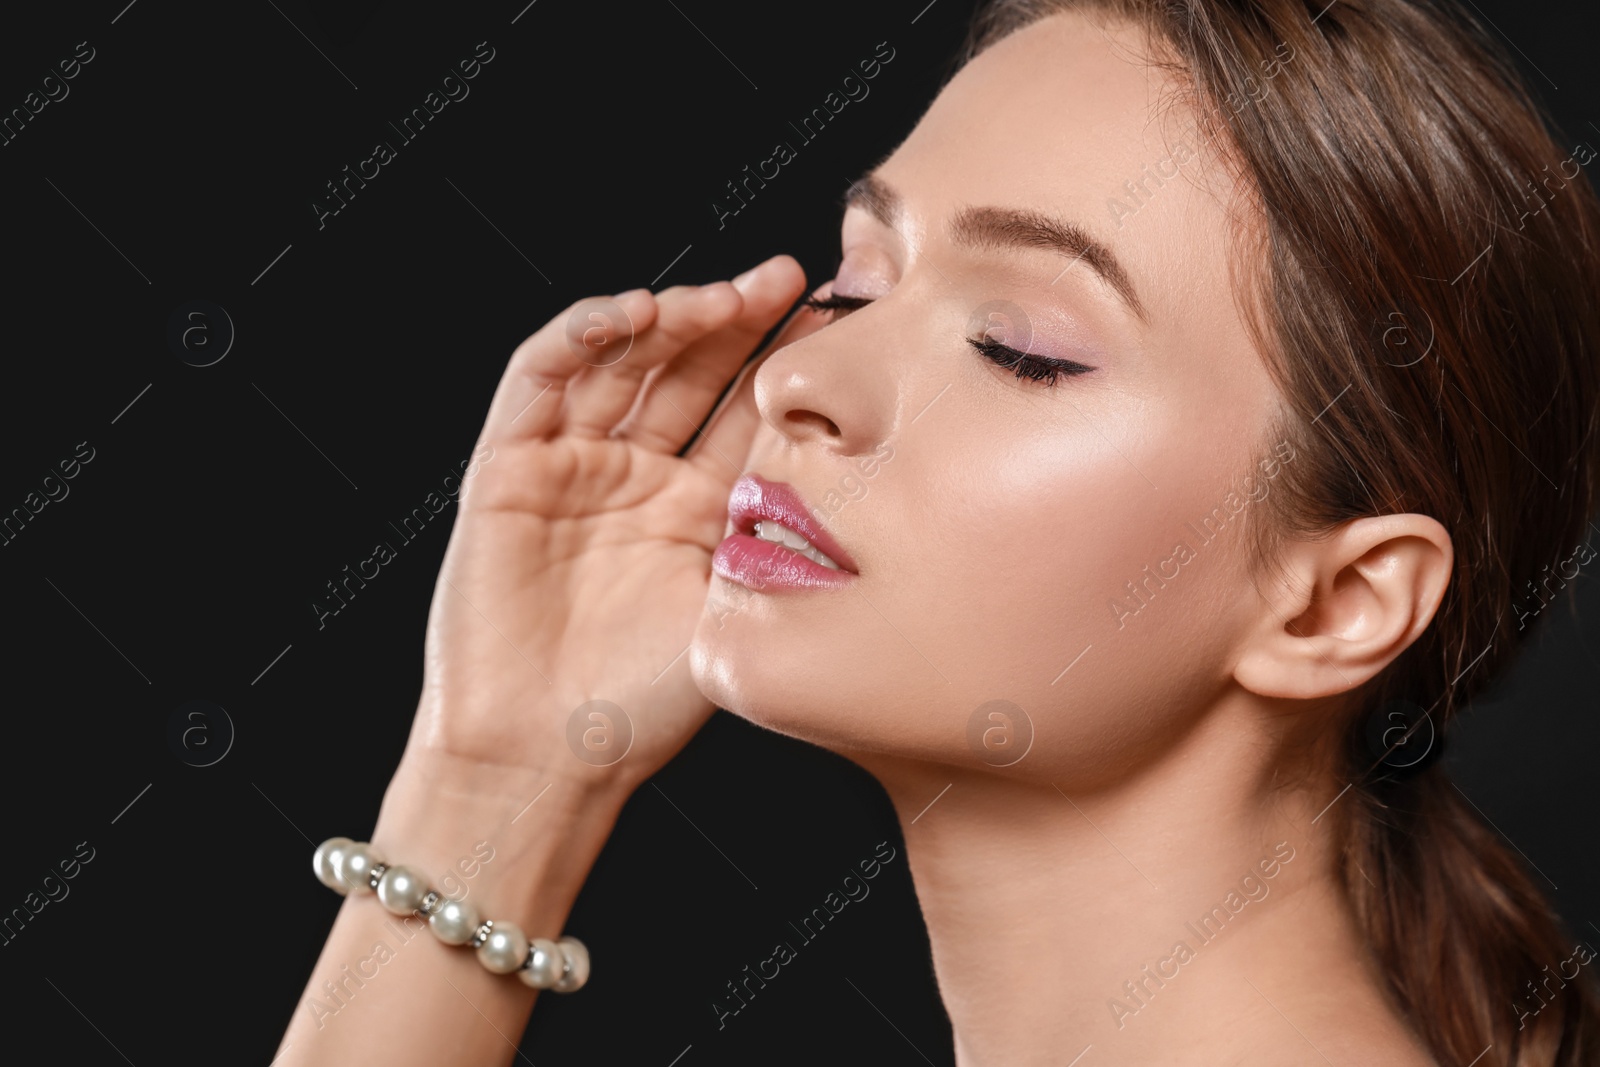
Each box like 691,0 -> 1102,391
366,862 -> 389,890
418,890 -> 444,916
469,919 -> 495,950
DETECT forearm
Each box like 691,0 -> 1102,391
275,750 -> 628,1066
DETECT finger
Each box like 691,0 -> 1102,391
481,288 -> 659,442
687,292 -> 832,482
617,255 -> 807,454
562,282 -> 744,440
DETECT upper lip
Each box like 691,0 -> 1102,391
727,474 -> 860,574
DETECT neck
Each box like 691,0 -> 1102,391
850,700 -> 1413,1066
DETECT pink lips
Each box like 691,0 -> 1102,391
711,474 -> 859,591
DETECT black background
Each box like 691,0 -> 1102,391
0,1 -> 1596,1064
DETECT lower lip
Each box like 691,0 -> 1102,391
712,533 -> 856,590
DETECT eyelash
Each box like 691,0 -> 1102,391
800,294 -> 1094,387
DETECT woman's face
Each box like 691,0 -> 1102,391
690,12 -> 1288,788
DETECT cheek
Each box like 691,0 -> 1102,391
895,432 -> 1250,780
689,388 -> 1269,782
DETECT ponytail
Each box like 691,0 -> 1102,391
1340,762 -> 1600,1065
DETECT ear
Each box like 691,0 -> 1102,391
1233,514 -> 1453,700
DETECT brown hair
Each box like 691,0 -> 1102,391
963,1 -> 1600,1063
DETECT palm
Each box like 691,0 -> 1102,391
407,260 -> 812,793
429,437 -> 730,778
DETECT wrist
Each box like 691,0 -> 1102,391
367,748 -> 627,940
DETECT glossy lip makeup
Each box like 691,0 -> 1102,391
712,474 -> 859,591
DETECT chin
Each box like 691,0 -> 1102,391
687,602 -> 1037,776
687,613 -> 847,749
691,610 -> 883,754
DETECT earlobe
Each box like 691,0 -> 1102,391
1234,514 -> 1453,700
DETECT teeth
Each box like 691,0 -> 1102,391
807,547 -> 843,570
753,520 -> 844,571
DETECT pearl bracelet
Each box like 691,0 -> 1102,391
311,837 -> 589,992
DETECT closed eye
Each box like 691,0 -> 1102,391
802,293 -> 872,315
967,337 -> 1093,386
800,293 -> 1095,387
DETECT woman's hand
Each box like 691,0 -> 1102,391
401,254 -> 811,801
280,258 -> 818,1067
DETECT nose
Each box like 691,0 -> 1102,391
753,315 -> 900,457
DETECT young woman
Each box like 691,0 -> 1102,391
277,1 -> 1600,1063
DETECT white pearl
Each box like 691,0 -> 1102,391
338,842 -> 386,894
429,898 -> 481,945
477,921 -> 529,974
313,837 -> 353,895
375,865 -> 428,915
553,937 -> 590,993
517,938 -> 565,988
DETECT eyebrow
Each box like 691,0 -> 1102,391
845,173 -> 1148,322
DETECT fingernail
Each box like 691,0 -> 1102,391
613,287 -> 650,300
